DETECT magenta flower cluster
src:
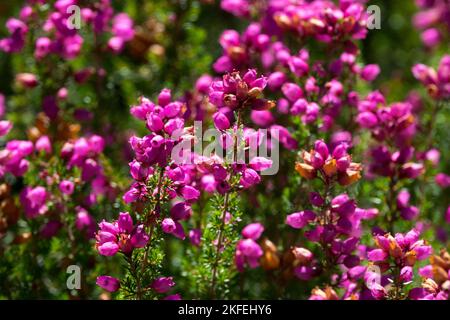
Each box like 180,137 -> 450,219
96,212 -> 149,256
0,0 -> 134,58
0,0 -> 448,301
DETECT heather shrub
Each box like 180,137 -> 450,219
0,0 -> 448,300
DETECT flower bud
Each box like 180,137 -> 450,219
213,112 -> 231,130
146,114 -> 164,132
130,225 -> 149,248
158,89 -> 171,107
35,135 -> 52,154
151,277 -> 175,293
309,192 -> 324,207
96,276 -> 120,292
16,73 -> 38,88
286,211 -> 316,229
242,222 -> 264,240
162,218 -> 176,234
59,180 -> 74,195
399,266 -> 413,283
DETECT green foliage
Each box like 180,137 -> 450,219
188,193 -> 242,299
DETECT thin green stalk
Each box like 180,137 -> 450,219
210,110 -> 243,298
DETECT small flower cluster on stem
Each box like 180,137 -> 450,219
366,229 -> 432,300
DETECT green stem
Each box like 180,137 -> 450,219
210,110 -> 243,298
138,166 -> 165,296
386,175 -> 398,233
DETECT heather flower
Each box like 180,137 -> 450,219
412,55 -> 450,99
240,168 -> 261,188
421,28 -> 441,48
254,238 -> 278,271
221,0 -> 250,18
108,13 -> 134,53
130,225 -> 149,247
20,186 -> 48,218
295,140 -> 362,186
360,64 -> 381,81
125,91 -> 190,189
164,294 -> 182,300
0,121 -> 12,137
370,284 -> 388,300
288,54 -> 309,77
35,37 -> 51,59
75,206 -> 96,237
189,229 -> 201,246
400,266 -> 413,283
208,70 -> 273,112
0,0 -> 447,302
195,74 -> 213,94
39,220 -> 61,238
399,163 -> 425,179
162,218 -> 176,234
35,135 -> 52,154
286,211 -> 316,229
59,180 -> 75,195
309,192 -> 324,207
282,83 -> 303,102
411,249 -> 450,300
445,206 -> 450,223
170,221 -> 186,240
435,173 -> 450,188
241,222 -> 264,240
1,0 -> 135,62
170,202 -> 192,221
150,276 -> 175,293
213,112 -> 231,130
129,160 -> 151,181
366,229 -> 433,299
295,265 -> 315,281
96,212 -> 149,256
424,148 -> 440,166
0,140 -> 33,177
412,1 -> 449,48
179,185 -> 200,202
16,73 -> 38,88
309,287 -> 339,300
235,222 -> 265,271
267,71 -> 287,90
357,96 -> 417,147
0,18 -> 28,53
396,190 -> 420,221
235,239 -> 263,271
270,125 -> 298,150
287,189 -> 374,288
249,157 -> 272,172
0,94 -> 5,118
96,275 -> 120,292
273,1 -> 368,43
